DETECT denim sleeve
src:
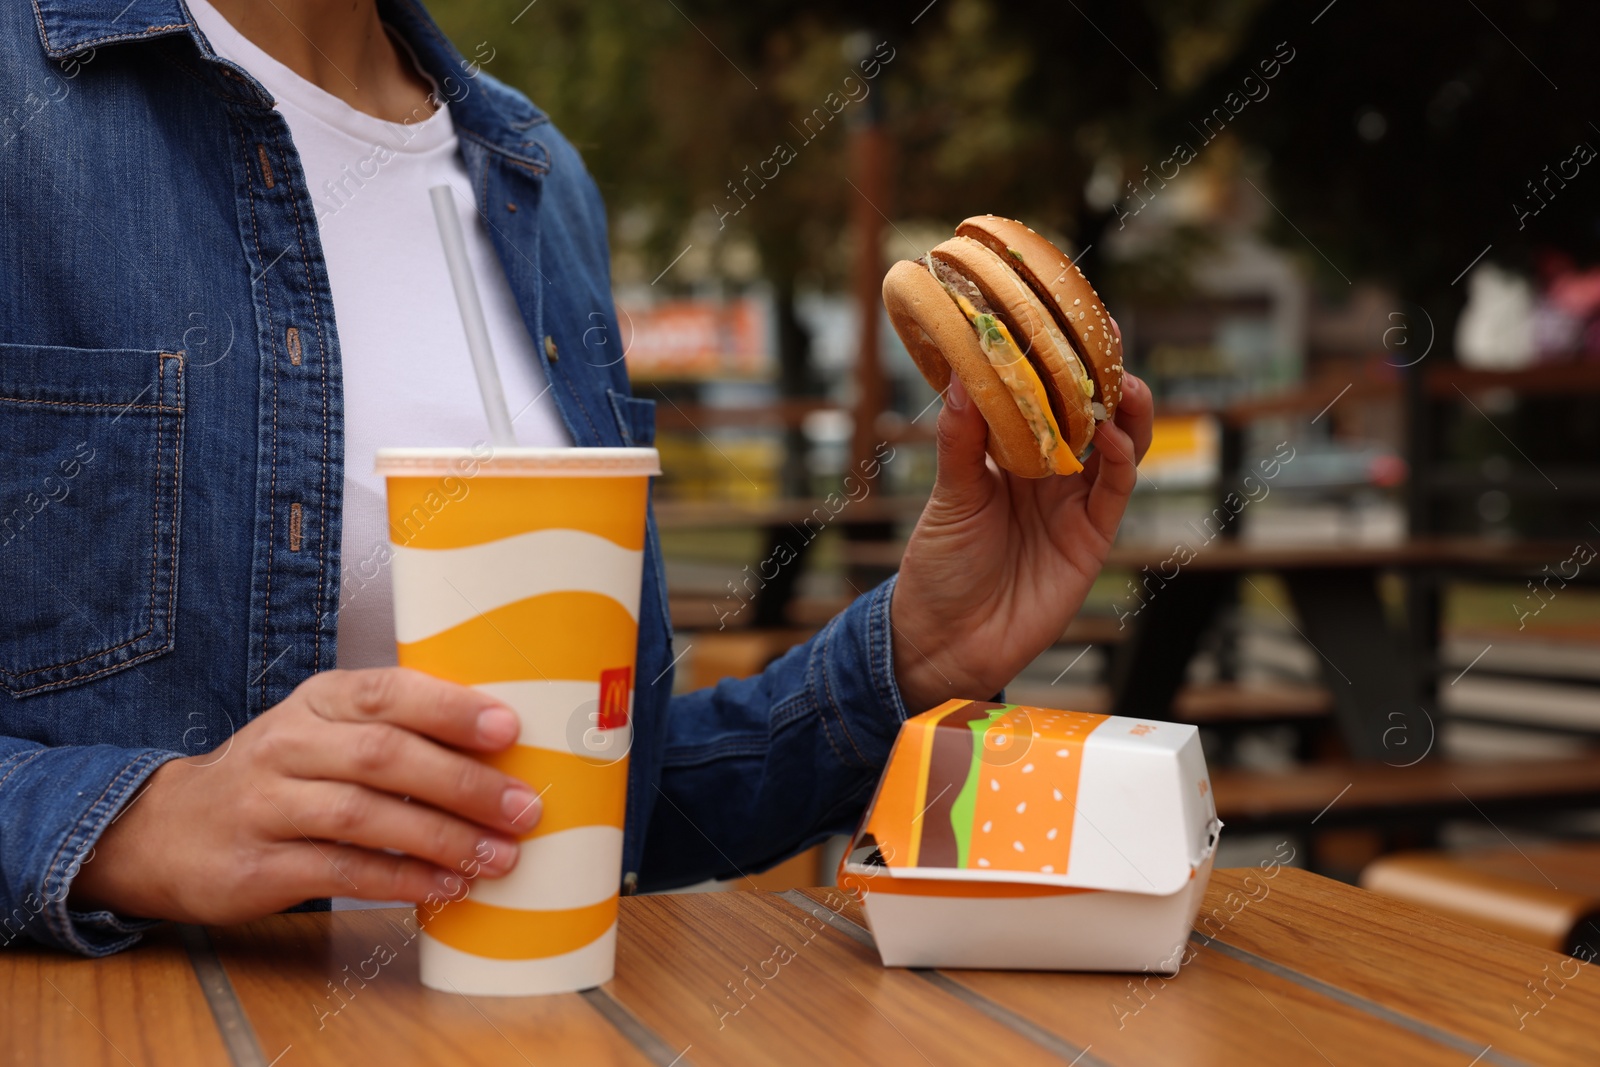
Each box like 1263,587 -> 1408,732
638,575 -> 911,889
0,739 -> 182,955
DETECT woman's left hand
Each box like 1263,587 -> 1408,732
889,354 -> 1154,715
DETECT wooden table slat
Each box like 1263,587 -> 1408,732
789,888 -> 1480,1067
0,925 -> 231,1067
795,887 -> 867,932
817,870 -> 1600,1067
606,891 -> 1072,1067
1203,867 -> 1600,1067
206,909 -> 653,1067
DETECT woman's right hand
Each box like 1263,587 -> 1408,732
68,667 -> 541,924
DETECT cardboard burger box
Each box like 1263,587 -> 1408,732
841,699 -> 1221,972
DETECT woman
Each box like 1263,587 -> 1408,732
0,0 -> 1151,954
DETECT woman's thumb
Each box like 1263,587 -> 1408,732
932,375 -> 991,500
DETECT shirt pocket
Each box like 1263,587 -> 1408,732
606,389 -> 656,447
0,344 -> 185,697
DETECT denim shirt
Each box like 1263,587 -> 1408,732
0,0 -> 909,955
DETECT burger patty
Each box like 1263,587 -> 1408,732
920,254 -> 1087,465
922,254 -> 999,324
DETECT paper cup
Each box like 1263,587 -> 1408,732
376,446 -> 659,996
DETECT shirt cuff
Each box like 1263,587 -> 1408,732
38,749 -> 182,956
869,573 -> 913,724
805,573 -> 911,771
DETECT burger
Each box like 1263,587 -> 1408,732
883,216 -> 1124,478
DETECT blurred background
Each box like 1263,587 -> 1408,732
433,0 -> 1600,951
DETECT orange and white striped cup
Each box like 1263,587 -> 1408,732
375,446 -> 659,996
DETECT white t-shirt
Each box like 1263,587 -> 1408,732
188,1 -> 572,670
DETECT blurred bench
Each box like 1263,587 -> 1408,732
1362,844 -> 1600,955
653,496 -> 928,531
1003,678 -> 1332,733
1171,681 -> 1331,722
685,628 -> 818,690
657,495 -> 924,628
669,595 -> 851,632
1108,537 -> 1584,760
1212,756 -> 1600,834
686,618 -> 1333,736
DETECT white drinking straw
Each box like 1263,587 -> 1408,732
429,184 -> 517,447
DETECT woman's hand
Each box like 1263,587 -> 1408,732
69,668 -> 541,924
890,357 -> 1154,714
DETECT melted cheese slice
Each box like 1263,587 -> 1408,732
933,266 -> 1083,476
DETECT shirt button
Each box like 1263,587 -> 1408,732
544,335 -> 559,362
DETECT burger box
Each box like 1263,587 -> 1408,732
840,699 -> 1221,972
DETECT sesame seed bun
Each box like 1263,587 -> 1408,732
956,215 -> 1125,420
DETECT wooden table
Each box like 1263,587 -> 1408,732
4,868 -> 1594,1066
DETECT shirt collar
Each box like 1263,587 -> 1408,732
378,0 -> 550,172
29,0 -> 195,58
29,0 -> 548,173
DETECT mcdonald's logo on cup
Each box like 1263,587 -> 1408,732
598,666 -> 632,729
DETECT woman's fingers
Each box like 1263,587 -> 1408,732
264,779 -> 520,880
277,841 -> 467,906
300,667 -> 521,753
1115,372 -> 1155,464
929,375 -> 997,518
1084,415 -> 1140,543
282,718 -> 541,838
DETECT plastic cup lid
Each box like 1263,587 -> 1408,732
374,446 -> 660,478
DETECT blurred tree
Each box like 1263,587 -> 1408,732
429,0 -> 1598,364
1152,0 -> 1597,342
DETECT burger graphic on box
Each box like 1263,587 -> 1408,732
842,700 -> 1220,972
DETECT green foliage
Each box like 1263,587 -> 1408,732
427,0 -> 1600,317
